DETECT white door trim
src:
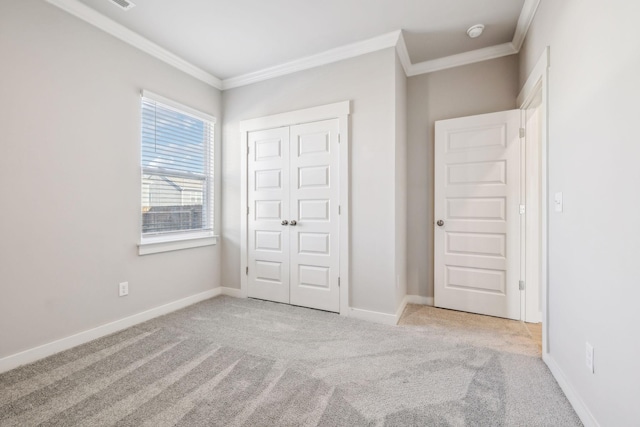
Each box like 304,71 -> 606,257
520,103 -> 543,324
239,101 -> 351,315
518,47 -> 550,354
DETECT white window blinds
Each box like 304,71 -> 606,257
140,91 -> 215,238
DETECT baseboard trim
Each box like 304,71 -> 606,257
543,353 -> 600,427
220,286 -> 246,298
406,295 -> 434,306
349,307 -> 398,326
0,288 -> 222,374
395,295 -> 409,324
348,295 -> 408,326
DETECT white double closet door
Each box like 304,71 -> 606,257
247,119 -> 340,313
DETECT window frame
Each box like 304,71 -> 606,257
137,90 -> 217,255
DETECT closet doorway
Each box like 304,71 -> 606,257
240,102 -> 350,314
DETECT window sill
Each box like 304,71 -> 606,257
138,233 -> 218,255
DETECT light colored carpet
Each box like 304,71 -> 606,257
399,304 -> 543,357
524,322 -> 543,349
0,296 -> 581,426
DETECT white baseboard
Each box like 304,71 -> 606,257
220,286 -> 246,298
348,307 -> 398,325
0,288 -> 222,374
349,295 -> 408,326
543,353 -> 600,427
406,295 -> 434,306
395,295 -> 409,323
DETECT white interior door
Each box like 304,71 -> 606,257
289,119 -> 340,312
247,127 -> 290,304
434,110 -> 521,320
247,120 -> 340,313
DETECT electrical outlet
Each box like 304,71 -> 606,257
585,342 -> 594,373
119,282 -> 129,297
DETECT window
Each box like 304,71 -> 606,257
139,91 -> 215,254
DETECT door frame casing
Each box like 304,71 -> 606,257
520,101 -> 542,324
517,47 -> 550,355
239,101 -> 351,315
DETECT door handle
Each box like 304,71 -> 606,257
289,220 -> 297,226
436,220 -> 444,227
281,220 -> 289,226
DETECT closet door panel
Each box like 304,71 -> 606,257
289,119 -> 340,312
247,127 -> 290,304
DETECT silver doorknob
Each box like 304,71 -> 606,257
289,220 -> 297,226
281,220 -> 289,226
437,220 -> 444,227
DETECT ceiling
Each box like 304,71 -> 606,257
75,0 -> 527,81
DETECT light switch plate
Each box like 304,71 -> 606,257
554,192 -> 563,213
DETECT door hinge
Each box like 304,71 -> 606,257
246,266 -> 249,275
519,128 -> 525,138
338,277 -> 341,287
519,204 -> 525,215
247,145 -> 250,156
338,205 -> 341,215
338,134 -> 341,143
247,206 -> 250,215
519,280 -> 525,291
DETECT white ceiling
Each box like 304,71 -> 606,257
76,0 -> 526,80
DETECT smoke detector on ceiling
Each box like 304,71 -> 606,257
109,0 -> 136,11
466,24 -> 485,39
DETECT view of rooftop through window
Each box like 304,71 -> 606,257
140,96 -> 214,236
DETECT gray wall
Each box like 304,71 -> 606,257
520,0 -> 640,424
0,0 -> 222,358
222,48 -> 403,314
406,56 -> 519,299
10,6 -> 637,423
394,54 -> 408,308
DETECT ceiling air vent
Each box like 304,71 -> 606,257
108,0 -> 135,11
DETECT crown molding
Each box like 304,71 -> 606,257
45,0 -> 223,89
223,0 -> 540,86
512,0 -> 541,51
222,30 -> 402,90
399,0 -> 540,78
395,31 -> 412,76
408,42 -> 518,76
46,0 -> 540,89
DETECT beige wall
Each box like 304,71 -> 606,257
222,49 -> 403,314
0,0 -> 222,358
520,0 -> 640,424
406,55 -> 519,299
